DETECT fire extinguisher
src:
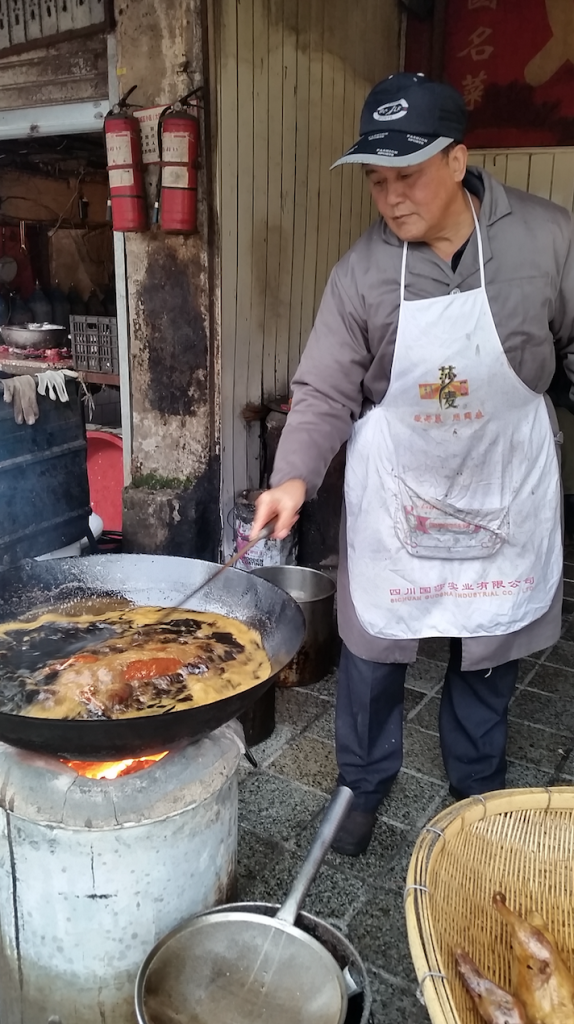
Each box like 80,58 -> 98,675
104,85 -> 148,232
157,91 -> 201,234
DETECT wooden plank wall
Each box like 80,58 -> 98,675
211,0 -> 400,547
469,148 -> 574,212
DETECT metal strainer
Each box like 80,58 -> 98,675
135,786 -> 354,1024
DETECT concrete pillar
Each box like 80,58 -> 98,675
114,0 -> 220,559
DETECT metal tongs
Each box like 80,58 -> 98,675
152,520 -> 277,625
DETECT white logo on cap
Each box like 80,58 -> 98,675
373,99 -> 409,122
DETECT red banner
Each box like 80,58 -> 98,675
443,0 -> 574,147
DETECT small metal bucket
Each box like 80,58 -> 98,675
251,565 -> 336,687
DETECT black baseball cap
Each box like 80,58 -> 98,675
331,72 -> 467,169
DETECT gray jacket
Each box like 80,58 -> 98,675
271,168 -> 574,669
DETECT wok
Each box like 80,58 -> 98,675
1,324 -> 68,350
0,554 -> 305,759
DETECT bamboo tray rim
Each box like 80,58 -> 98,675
404,786 -> 574,1024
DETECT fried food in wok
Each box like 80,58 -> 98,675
0,603 -> 271,721
493,893 -> 574,1024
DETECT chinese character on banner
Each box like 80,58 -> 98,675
448,582 -> 459,591
524,576 -> 535,585
458,27 -> 494,61
462,70 -> 488,110
477,581 -> 489,590
441,0 -> 574,148
420,586 -> 432,594
390,589 -> 401,596
462,583 -> 474,590
492,580 -> 504,589
405,588 -> 416,596
508,580 -> 521,588
435,583 -> 446,592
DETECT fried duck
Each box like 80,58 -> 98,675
455,949 -> 527,1024
0,606 -> 271,720
493,892 -> 574,1024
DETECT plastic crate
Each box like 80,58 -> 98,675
70,315 -> 119,375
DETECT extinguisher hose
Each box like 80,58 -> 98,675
179,87 -> 203,105
153,105 -> 172,224
108,84 -> 138,117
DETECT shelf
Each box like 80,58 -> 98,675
0,357 -> 74,375
0,360 -> 120,388
77,371 -> 120,387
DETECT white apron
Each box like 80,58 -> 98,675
345,200 -> 562,640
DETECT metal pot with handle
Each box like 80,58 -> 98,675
135,786 -> 355,1024
1,323 -> 68,349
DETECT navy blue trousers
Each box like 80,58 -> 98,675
335,640 -> 519,812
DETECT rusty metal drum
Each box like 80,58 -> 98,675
232,490 -> 298,569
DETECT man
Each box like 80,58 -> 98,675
252,73 -> 574,856
548,361 -> 574,538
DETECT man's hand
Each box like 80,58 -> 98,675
251,480 -> 307,540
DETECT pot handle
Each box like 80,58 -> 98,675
343,965 -> 363,998
275,786 -> 354,926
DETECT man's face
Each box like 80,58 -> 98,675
365,145 -> 468,243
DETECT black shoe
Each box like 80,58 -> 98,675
448,784 -> 467,803
449,784 -> 505,802
331,809 -> 377,857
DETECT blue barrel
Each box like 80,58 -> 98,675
0,377 -> 91,566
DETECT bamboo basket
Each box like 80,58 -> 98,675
405,787 -> 574,1024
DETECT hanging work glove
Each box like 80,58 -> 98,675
2,375 -> 40,425
36,369 -> 78,403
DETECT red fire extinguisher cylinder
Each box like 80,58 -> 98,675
160,109 -> 199,234
104,107 -> 148,232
